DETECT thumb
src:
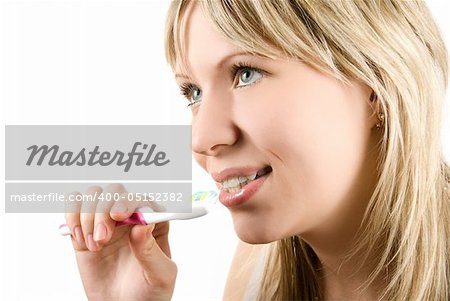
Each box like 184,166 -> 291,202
129,224 -> 177,287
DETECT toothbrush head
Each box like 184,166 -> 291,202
192,190 -> 218,203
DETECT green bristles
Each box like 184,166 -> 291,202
192,190 -> 218,203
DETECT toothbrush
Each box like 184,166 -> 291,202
59,190 -> 218,236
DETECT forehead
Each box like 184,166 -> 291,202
174,1 -> 244,78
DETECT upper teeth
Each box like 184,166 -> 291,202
222,173 -> 257,189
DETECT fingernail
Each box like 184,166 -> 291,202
111,202 -> 127,213
87,234 -> 98,251
94,223 -> 107,241
74,226 -> 83,243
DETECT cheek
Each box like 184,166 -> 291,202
237,77 -> 371,213
192,152 -> 207,171
295,98 -> 370,226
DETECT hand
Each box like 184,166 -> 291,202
64,184 -> 177,301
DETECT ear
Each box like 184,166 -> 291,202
368,90 -> 381,129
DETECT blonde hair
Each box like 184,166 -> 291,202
165,0 -> 450,300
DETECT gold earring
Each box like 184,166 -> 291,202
370,91 -> 385,130
376,112 -> 385,129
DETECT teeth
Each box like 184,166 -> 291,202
222,172 -> 262,191
223,176 -> 247,189
228,186 -> 242,194
220,167 -> 272,192
247,173 -> 257,181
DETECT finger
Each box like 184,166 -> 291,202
93,183 -> 127,246
110,192 -> 169,223
80,185 -> 102,252
146,197 -> 167,213
64,191 -> 87,250
110,193 -> 159,221
129,224 -> 177,290
109,192 -> 134,221
151,221 -> 172,258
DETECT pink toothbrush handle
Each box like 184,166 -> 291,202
116,212 -> 148,226
59,212 -> 148,236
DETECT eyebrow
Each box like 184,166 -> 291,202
174,51 -> 253,80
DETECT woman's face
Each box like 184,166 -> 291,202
175,3 -> 381,244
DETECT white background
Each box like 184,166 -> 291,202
0,1 -> 449,300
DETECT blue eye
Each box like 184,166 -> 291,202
236,68 -> 263,88
191,87 -> 202,101
180,83 -> 202,108
179,63 -> 266,109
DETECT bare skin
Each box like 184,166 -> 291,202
66,1 -> 385,299
177,2 -> 384,300
64,184 -> 177,301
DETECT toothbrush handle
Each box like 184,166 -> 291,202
59,212 -> 149,236
59,206 -> 208,236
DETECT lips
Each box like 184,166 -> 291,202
217,167 -> 272,207
218,165 -> 272,193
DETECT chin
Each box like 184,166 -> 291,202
236,232 -> 275,244
233,219 -> 283,244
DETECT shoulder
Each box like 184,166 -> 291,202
222,240 -> 268,301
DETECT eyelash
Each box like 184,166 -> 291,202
179,62 -> 266,108
179,83 -> 197,107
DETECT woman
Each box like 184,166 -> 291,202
167,0 -> 450,299
65,0 -> 450,300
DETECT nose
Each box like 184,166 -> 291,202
191,90 -> 239,156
